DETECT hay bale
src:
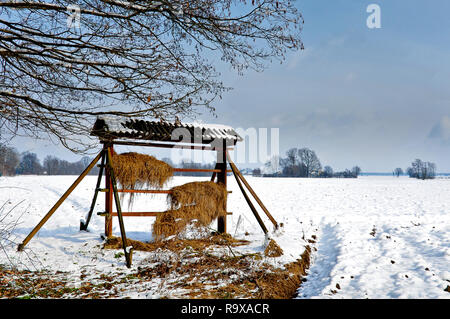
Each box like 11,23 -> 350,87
152,208 -> 191,240
264,239 -> 284,257
168,181 -> 227,219
153,181 -> 228,239
110,152 -> 173,204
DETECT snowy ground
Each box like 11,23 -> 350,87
0,175 -> 449,298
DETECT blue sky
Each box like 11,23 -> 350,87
200,0 -> 450,171
9,1 -> 450,172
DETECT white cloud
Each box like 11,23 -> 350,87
286,47 -> 314,70
428,115 -> 450,141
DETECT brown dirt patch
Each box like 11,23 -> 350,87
104,234 -> 311,299
103,233 -> 249,253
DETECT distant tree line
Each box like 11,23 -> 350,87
393,159 -> 437,180
0,144 -> 99,176
12,145 -> 439,181
406,159 -> 436,180
42,155 -> 100,176
0,145 -> 220,178
260,147 -> 361,178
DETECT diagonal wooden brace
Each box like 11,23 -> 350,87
226,151 -> 279,229
18,150 -> 103,251
80,151 -> 106,231
227,154 -> 268,235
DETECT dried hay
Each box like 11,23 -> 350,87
151,208 -> 192,240
168,181 -> 227,218
264,239 -> 284,257
111,151 -> 173,189
103,233 -> 249,253
103,236 -> 311,299
255,245 -> 311,299
110,151 -> 173,204
152,181 -> 228,239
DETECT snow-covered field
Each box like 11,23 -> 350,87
0,175 -> 449,298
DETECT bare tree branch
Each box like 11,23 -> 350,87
0,0 -> 304,152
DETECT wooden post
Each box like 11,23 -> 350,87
105,144 -> 113,237
80,150 -> 105,231
216,140 -> 227,233
106,147 -> 133,268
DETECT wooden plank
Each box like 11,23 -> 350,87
117,189 -> 172,194
226,152 -> 278,229
103,140 -> 234,151
111,212 -> 233,217
216,141 -> 227,233
112,212 -> 158,217
98,167 -> 231,174
106,147 -> 133,268
105,146 -> 113,237
80,151 -> 106,231
174,168 -> 232,173
99,188 -> 232,194
174,168 -> 221,173
228,156 -> 268,234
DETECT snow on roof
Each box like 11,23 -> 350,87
90,116 -> 243,145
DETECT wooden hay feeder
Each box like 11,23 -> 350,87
17,116 -> 280,267
89,116 -> 242,238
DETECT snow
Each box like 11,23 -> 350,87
0,175 -> 449,298
95,116 -> 242,142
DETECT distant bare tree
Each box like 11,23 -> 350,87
264,155 -> 282,175
252,168 -> 262,177
351,166 -> 361,177
16,151 -> 42,175
298,148 -> 322,177
410,159 -> 423,179
43,155 -> 59,175
286,148 -> 299,167
0,1 -> 304,152
394,167 -> 403,177
323,165 -> 333,178
406,159 -> 436,180
0,144 -> 19,175
424,162 -> 436,179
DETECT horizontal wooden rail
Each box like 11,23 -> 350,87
100,189 -> 171,194
174,168 -> 227,173
102,140 -> 235,151
110,212 -> 233,217
99,189 -> 232,194
96,165 -> 232,173
112,212 -> 158,217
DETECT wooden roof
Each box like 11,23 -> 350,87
91,116 -> 243,145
